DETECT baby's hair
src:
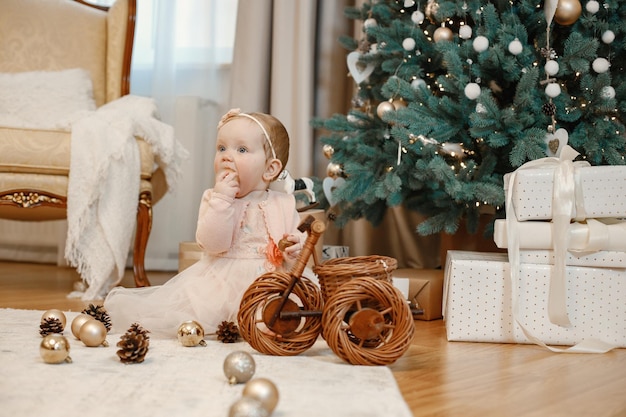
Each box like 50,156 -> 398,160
218,109 -> 290,179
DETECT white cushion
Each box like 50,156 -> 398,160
0,68 -> 96,130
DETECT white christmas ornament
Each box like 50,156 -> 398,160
411,78 -> 426,89
404,0 -> 416,7
545,128 -> 568,157
592,57 -> 610,73
585,0 -> 600,14
411,10 -> 425,25
402,37 -> 416,51
545,82 -> 561,98
601,86 -> 616,99
347,51 -> 375,84
464,83 -> 481,100
602,30 -> 615,44
544,60 -> 559,76
459,25 -> 472,40
473,36 -> 489,52
508,38 -> 523,55
475,103 -> 487,113
364,18 -> 378,29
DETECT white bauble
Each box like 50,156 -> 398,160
544,60 -> 559,76
404,0 -> 416,7
602,30 -> 615,44
601,86 -> 616,99
592,57 -> 610,73
459,25 -> 472,40
545,82 -> 561,98
411,10 -> 425,24
364,18 -> 377,29
464,83 -> 481,100
585,0 -> 599,13
508,38 -> 523,55
473,36 -> 489,52
402,37 -> 416,51
411,78 -> 426,90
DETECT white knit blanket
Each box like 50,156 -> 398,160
0,308 -> 413,417
65,95 -> 187,300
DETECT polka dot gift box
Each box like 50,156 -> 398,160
442,251 -> 626,349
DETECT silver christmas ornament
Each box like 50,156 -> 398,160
223,351 -> 256,385
228,397 -> 269,417
242,378 -> 280,413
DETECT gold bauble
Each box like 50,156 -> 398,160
242,378 -> 280,413
433,26 -> 453,43
177,320 -> 207,347
554,0 -> 581,26
40,334 -> 72,364
228,397 -> 269,417
376,101 -> 395,119
79,319 -> 108,347
322,144 -> 334,159
71,313 -> 92,340
392,98 -> 407,110
326,162 -> 344,179
223,351 -> 256,385
41,309 -> 66,329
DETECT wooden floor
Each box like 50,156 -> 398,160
1,261 -> 625,417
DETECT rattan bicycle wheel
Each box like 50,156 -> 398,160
313,255 -> 397,301
321,276 -> 415,366
238,271 -> 323,356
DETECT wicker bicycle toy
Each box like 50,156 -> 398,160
237,215 -> 415,366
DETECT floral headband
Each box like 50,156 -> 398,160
218,108 -> 277,159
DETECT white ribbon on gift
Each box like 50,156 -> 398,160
494,218 -> 626,252
505,145 -> 616,353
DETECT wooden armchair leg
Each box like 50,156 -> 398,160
133,192 -> 152,287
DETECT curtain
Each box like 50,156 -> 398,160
131,0 -> 239,271
0,0 -> 239,272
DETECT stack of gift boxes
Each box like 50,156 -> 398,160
443,150 -> 626,349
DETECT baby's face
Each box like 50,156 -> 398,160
214,118 -> 270,197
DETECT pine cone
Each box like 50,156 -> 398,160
541,102 -> 557,116
216,320 -> 240,343
39,317 -> 64,336
82,303 -> 112,332
116,323 -> 150,364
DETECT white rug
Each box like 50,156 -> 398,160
0,309 -> 412,417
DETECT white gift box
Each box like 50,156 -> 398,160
493,218 -> 626,268
507,250 -> 626,268
503,164 -> 626,221
443,251 -> 626,347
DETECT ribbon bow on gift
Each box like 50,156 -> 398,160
505,145 -> 615,353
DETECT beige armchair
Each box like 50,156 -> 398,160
0,0 -> 165,288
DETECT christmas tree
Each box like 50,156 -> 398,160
314,0 -> 626,236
